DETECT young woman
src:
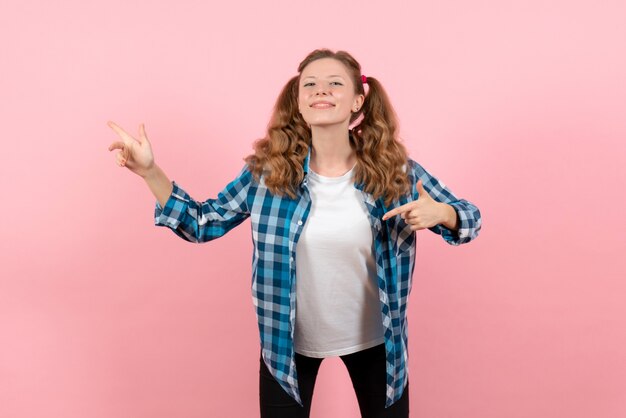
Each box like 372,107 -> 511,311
108,48 -> 482,418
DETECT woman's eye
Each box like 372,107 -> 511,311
304,82 -> 343,87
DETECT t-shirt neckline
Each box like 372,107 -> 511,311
309,163 -> 357,183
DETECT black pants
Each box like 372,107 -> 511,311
259,343 -> 409,418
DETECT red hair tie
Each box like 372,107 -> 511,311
361,75 -> 367,84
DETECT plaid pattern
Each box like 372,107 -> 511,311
154,146 -> 482,408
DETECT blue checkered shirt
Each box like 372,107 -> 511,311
154,146 -> 482,408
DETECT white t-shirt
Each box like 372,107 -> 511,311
293,163 -> 385,358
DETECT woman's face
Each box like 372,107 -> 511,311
298,58 -> 364,129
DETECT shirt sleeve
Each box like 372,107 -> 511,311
408,159 -> 482,246
154,164 -> 252,243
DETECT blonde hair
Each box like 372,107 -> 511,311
244,48 -> 410,207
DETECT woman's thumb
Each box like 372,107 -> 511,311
417,179 -> 430,199
139,123 -> 147,142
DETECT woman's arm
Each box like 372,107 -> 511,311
106,121 -> 252,244
143,164 -> 174,209
410,160 -> 482,246
153,164 -> 253,243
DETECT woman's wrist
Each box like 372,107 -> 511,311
140,163 -> 158,179
439,203 -> 459,231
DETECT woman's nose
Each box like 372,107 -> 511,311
314,83 -> 329,95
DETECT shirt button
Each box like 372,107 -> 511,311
297,220 -> 303,226
290,257 -> 294,262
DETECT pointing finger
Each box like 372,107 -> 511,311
107,121 -> 137,143
382,202 -> 412,221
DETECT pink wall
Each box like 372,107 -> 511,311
1,1 -> 625,417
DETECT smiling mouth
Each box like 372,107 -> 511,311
311,104 -> 335,109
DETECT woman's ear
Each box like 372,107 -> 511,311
352,94 -> 365,112
356,94 -> 365,110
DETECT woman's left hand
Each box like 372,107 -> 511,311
381,180 -> 448,231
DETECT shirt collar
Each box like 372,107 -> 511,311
303,145 -> 311,177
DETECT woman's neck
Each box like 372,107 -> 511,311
309,126 -> 356,176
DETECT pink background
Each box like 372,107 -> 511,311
1,0 -> 625,417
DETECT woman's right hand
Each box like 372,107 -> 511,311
107,121 -> 155,178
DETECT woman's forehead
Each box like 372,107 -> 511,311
301,58 -> 349,78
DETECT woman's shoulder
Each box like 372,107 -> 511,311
222,161 -> 259,189
403,158 -> 426,177
403,158 -> 444,190
235,161 -> 270,189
